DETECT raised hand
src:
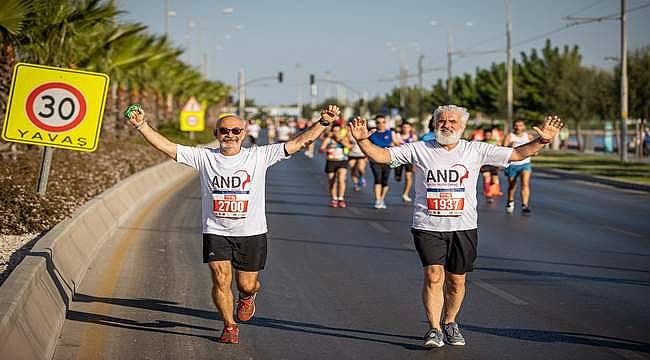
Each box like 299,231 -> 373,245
533,115 -> 564,141
125,104 -> 146,129
348,117 -> 375,141
321,105 -> 341,123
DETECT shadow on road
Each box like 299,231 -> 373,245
464,324 -> 650,353
69,293 -> 424,350
476,266 -> 650,287
479,254 -> 650,274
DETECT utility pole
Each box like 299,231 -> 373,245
417,54 -> 424,121
238,68 -> 245,120
399,47 -> 407,109
447,32 -> 453,102
506,0 -> 513,135
620,0 -> 628,162
325,70 -> 332,99
165,0 -> 170,37
297,63 -> 303,118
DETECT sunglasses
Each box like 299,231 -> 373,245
218,127 -> 244,135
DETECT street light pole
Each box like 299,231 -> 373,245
506,0 -> 513,135
620,0 -> 628,162
238,68 -> 245,120
447,32 -> 453,102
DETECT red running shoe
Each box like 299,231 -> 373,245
330,199 -> 339,208
237,293 -> 256,322
218,324 -> 239,344
338,200 -> 347,208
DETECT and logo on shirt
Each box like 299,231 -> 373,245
211,169 -> 252,218
426,164 -> 469,217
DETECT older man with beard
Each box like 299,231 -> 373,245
349,105 -> 563,349
127,104 -> 341,344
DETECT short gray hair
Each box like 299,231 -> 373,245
433,105 -> 470,126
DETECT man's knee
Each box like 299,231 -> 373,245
445,273 -> 466,294
237,281 -> 257,295
424,265 -> 445,287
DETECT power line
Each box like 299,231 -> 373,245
565,0 -> 609,18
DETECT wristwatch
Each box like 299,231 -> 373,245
318,117 -> 331,126
538,137 -> 551,144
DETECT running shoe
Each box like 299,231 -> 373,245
505,201 -> 514,214
486,196 -> 494,204
442,322 -> 466,346
373,200 -> 382,209
423,328 -> 445,348
338,200 -> 347,208
330,199 -> 339,208
360,177 -> 367,187
402,194 -> 412,203
522,205 -> 532,216
379,200 -> 387,209
354,184 -> 361,192
236,293 -> 256,322
218,324 -> 239,344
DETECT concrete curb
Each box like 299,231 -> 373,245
0,160 -> 194,360
536,167 -> 650,192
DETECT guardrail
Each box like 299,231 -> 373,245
0,160 -> 194,360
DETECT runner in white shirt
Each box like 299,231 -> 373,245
349,104 -> 563,349
127,104 -> 341,344
503,119 -> 535,215
246,120 -> 261,145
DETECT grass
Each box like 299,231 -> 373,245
534,152 -> 650,185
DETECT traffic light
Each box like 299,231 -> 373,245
278,71 -> 283,83
309,74 -> 315,85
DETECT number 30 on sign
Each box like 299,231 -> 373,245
1,63 -> 109,152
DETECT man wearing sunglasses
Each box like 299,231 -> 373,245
127,104 -> 341,344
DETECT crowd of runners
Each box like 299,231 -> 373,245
128,103 -> 562,348
250,111 -> 538,215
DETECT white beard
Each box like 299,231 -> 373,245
435,129 -> 462,145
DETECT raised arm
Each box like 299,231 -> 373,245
285,105 -> 340,155
510,115 -> 564,162
127,106 -> 178,160
348,117 -> 391,164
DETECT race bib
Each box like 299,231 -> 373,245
426,188 -> 465,217
212,191 -> 250,218
327,147 -> 345,161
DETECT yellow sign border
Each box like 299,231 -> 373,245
1,63 -> 110,152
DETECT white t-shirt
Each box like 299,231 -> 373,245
176,143 -> 290,236
276,125 -> 293,142
247,123 -> 261,139
389,140 -> 512,232
507,132 -> 532,165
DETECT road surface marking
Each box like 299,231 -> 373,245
349,207 -> 362,215
601,225 -> 643,238
368,221 -> 391,234
471,279 -> 528,306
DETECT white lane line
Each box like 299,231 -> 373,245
367,221 -> 391,234
601,225 -> 644,238
349,207 -> 362,215
471,279 -> 528,306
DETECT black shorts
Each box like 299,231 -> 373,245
411,228 -> 478,274
394,164 -> 413,178
370,162 -> 391,186
203,233 -> 267,271
480,165 -> 499,176
325,160 -> 348,173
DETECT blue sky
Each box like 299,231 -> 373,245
118,0 -> 650,105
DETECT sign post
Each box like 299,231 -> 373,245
179,96 -> 205,140
1,63 -> 110,195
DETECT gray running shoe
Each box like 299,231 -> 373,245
423,328 -> 445,348
505,201 -> 515,214
442,322 -> 466,346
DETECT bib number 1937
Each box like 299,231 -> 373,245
426,188 -> 465,217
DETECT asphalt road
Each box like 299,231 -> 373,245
54,145 -> 650,360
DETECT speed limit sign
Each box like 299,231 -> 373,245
2,63 -> 109,152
